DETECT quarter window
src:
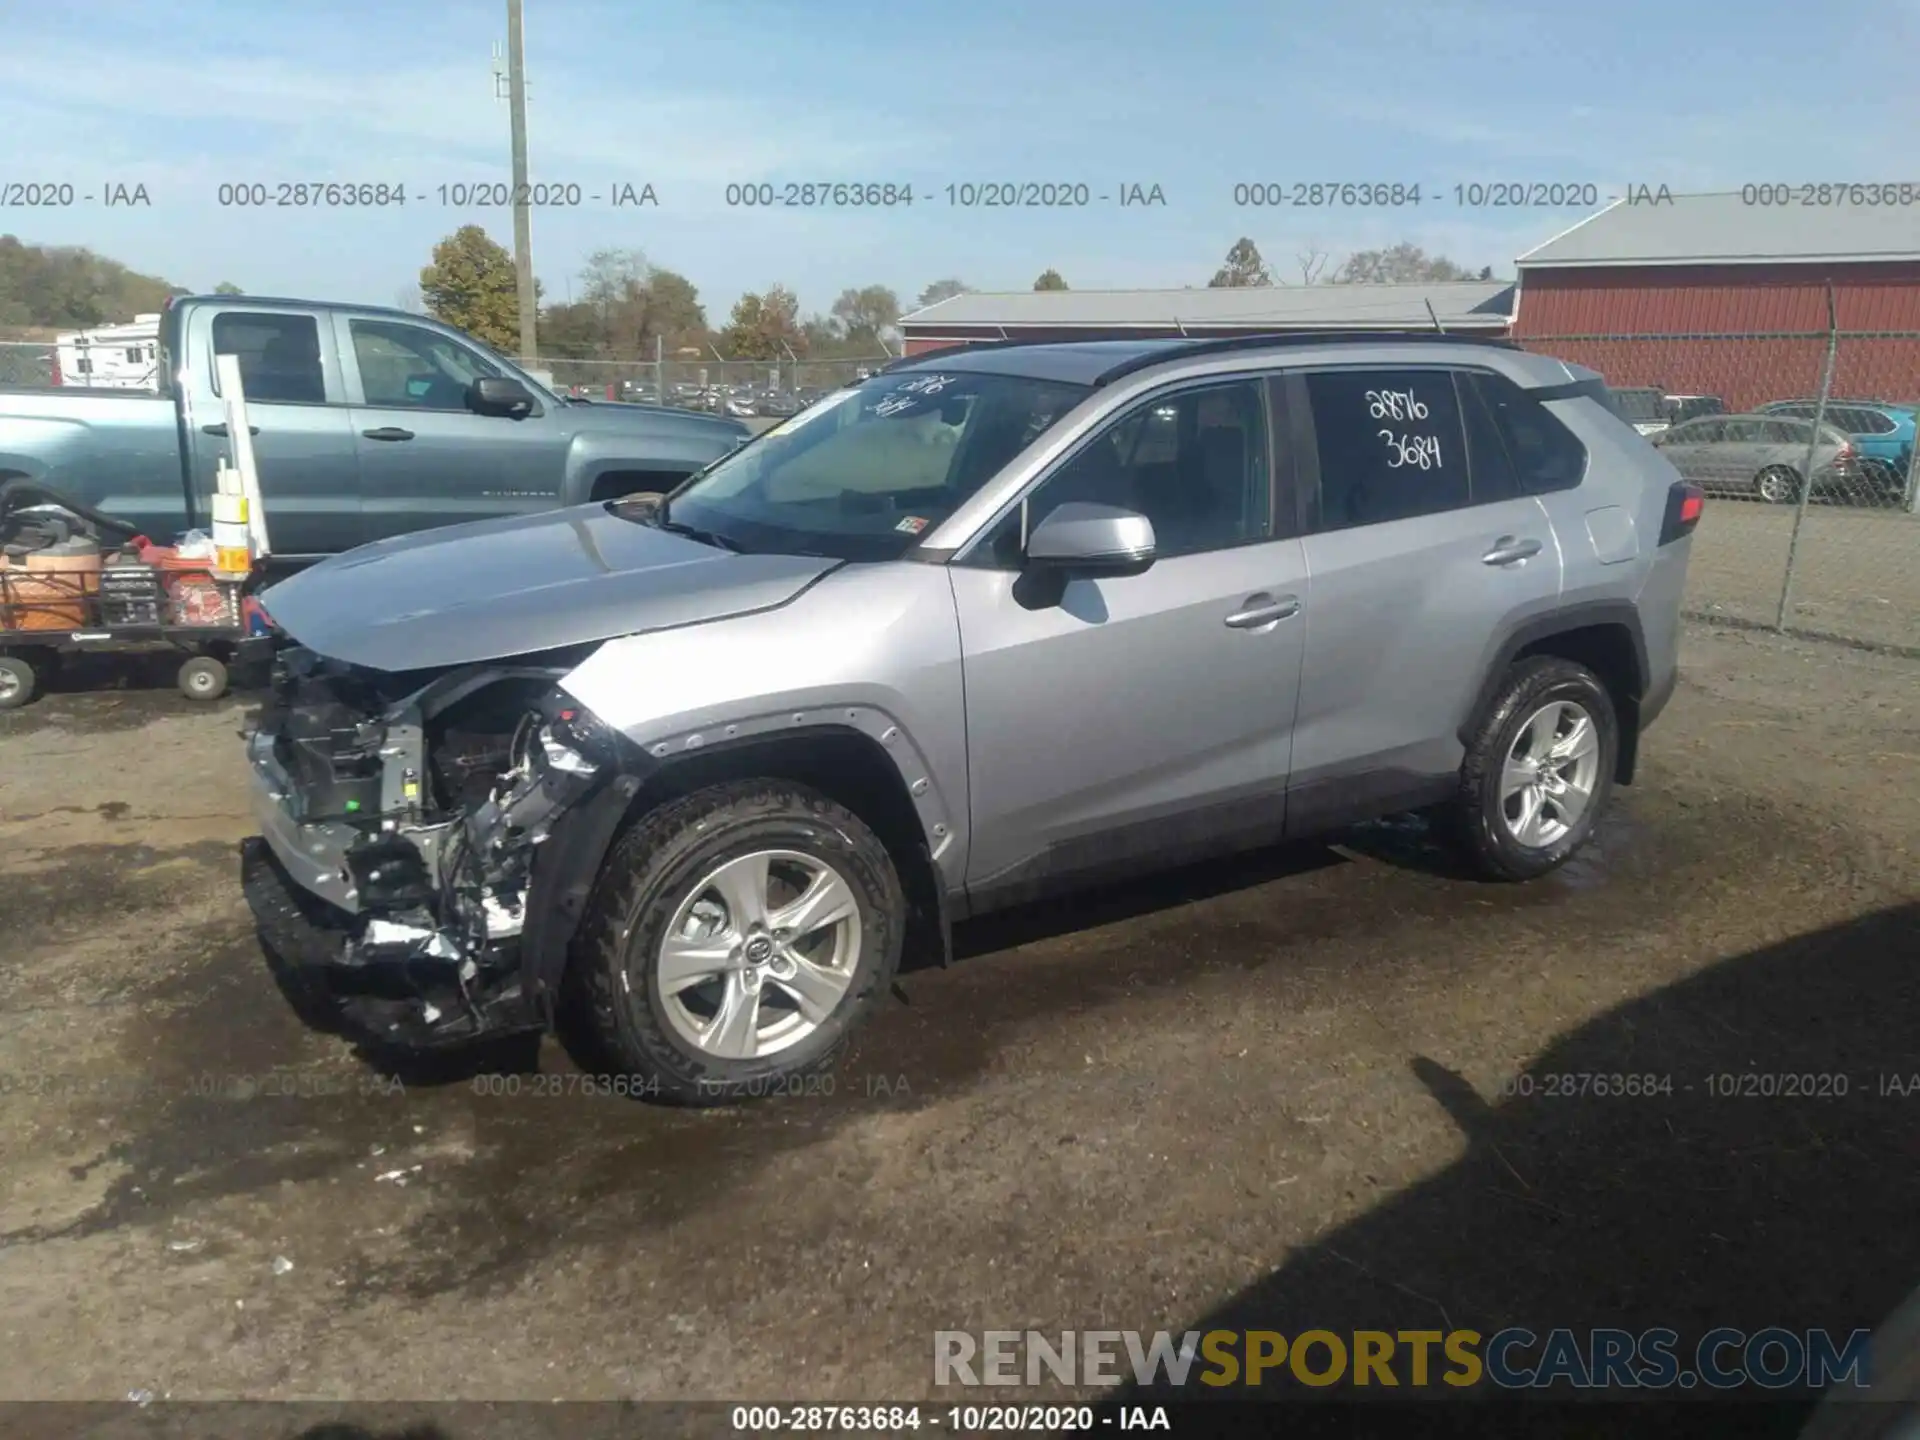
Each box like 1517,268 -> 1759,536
1463,371 -> 1588,494
1304,368 -> 1469,528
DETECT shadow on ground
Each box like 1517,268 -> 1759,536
1107,900 -> 1920,1437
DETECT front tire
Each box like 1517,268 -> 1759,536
0,654 -> 38,710
1443,657 -> 1618,882
1755,465 -> 1802,505
571,779 -> 904,1105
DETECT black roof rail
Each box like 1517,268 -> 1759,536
879,328 -> 1520,382
1090,330 -> 1519,387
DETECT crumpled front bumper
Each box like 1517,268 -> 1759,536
237,661 -> 603,1050
246,727 -> 362,914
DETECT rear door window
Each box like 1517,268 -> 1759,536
1302,368 -> 1470,528
211,312 -> 326,404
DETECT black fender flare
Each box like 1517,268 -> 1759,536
516,719 -> 957,1020
1458,600 -> 1651,783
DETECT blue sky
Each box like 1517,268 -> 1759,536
4,0 -> 1917,325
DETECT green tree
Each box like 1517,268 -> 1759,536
213,281 -> 243,295
1329,243 -> 1476,284
1033,269 -> 1068,291
542,248 -> 709,359
0,236 -> 184,329
420,225 -> 521,351
830,284 -> 901,348
721,284 -> 802,359
1209,238 -> 1273,288
914,278 -> 970,309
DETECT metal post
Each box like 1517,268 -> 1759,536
506,0 -> 537,365
1903,419 -> 1920,514
1774,283 -> 1839,631
655,334 -> 664,402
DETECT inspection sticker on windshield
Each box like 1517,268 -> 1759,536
895,515 -> 930,534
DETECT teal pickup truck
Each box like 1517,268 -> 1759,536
0,296 -> 750,559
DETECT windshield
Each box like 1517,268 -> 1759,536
652,369 -> 1090,560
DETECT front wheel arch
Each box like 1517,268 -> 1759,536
519,725 -> 951,1017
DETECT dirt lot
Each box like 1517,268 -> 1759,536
0,623 -> 1916,1427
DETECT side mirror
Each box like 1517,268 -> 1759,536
1024,502 -> 1156,578
468,376 -> 536,418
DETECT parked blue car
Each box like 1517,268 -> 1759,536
1758,399 -> 1915,499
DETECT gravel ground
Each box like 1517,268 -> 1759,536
0,622 -> 1915,1433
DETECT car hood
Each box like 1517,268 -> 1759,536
257,503 -> 838,672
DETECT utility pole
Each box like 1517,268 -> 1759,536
506,0 -> 537,363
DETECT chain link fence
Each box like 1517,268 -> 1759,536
0,340 -> 57,386
519,355 -> 888,410
1521,313 -> 1920,656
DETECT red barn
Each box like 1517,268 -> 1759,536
1511,192 -> 1920,412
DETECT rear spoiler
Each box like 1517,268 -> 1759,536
1526,376 -> 1613,406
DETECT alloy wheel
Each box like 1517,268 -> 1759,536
1500,700 -> 1602,849
652,848 -> 863,1060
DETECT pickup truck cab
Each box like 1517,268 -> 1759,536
0,296 -> 749,559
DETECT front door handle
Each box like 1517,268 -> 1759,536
1482,536 -> 1543,566
201,423 -> 259,437
1224,593 -> 1301,629
361,426 -> 415,441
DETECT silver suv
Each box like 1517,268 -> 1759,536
243,334 -> 1702,1103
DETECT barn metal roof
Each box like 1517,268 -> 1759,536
897,281 -> 1516,331
1517,191 -> 1920,268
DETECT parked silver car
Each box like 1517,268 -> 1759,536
242,334 -> 1700,1103
1652,412 -> 1859,504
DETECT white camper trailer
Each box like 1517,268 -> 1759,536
55,314 -> 162,389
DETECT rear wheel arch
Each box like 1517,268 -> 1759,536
1461,605 -> 1648,785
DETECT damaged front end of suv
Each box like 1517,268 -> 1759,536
243,646 -> 644,1048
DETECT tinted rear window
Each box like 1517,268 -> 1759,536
1303,368 -> 1470,528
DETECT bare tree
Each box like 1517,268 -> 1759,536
1297,244 -> 1329,285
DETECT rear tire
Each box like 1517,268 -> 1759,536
571,779 -> 904,1105
1442,656 -> 1619,882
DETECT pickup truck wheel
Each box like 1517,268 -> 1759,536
0,655 -> 38,710
1442,656 -> 1618,882
572,779 -> 905,1105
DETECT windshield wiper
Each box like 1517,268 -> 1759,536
652,513 -> 744,553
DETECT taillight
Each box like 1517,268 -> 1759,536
1659,482 -> 1704,545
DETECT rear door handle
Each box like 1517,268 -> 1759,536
201,423 -> 259,437
361,427 -> 415,441
1482,536 -> 1543,566
1224,593 -> 1301,629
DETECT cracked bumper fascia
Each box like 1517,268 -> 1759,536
245,661 -> 612,971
